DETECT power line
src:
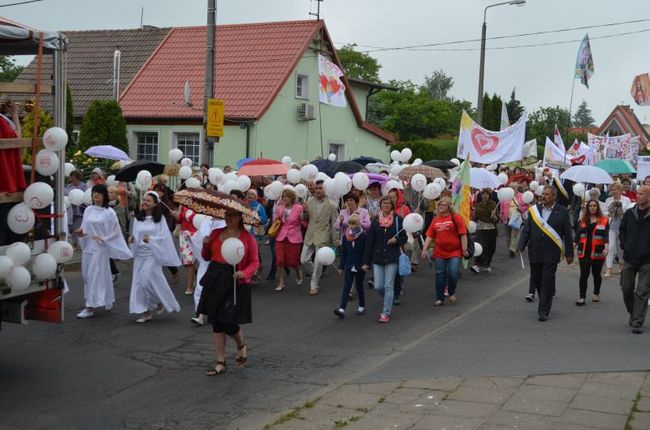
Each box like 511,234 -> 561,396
335,17 -> 650,53
0,0 -> 44,7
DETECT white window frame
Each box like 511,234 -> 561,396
295,73 -> 309,99
174,132 -> 202,165
328,142 -> 346,161
134,131 -> 160,161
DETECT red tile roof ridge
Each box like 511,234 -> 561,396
170,19 -> 320,31
58,27 -> 171,34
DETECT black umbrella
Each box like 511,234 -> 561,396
351,156 -> 383,166
115,159 -> 165,182
424,160 -> 457,170
335,161 -> 365,174
310,159 -> 338,177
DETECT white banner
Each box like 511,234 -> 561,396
318,54 -> 346,108
524,138 -> 537,158
457,110 -> 527,163
543,137 -> 569,169
567,140 -> 590,165
637,156 -> 650,181
500,103 -> 510,131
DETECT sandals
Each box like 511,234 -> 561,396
236,343 -> 248,368
206,361 -> 227,376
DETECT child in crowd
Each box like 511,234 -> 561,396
334,214 -> 366,318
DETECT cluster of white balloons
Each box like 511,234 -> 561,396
390,148 -> 413,164
0,240 -> 73,291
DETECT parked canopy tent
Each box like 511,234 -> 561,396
0,17 -> 67,54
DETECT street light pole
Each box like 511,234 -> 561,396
476,0 -> 525,126
202,0 -> 216,166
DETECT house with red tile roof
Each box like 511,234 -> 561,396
119,20 -> 394,166
597,105 -> 650,150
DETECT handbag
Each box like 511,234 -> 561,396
508,212 -> 523,230
451,214 -> 475,258
268,218 -> 282,238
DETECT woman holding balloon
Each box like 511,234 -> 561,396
200,207 -> 259,376
471,189 -> 499,273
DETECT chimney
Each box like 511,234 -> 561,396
112,46 -> 121,100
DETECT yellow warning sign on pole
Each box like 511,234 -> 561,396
206,99 -> 224,137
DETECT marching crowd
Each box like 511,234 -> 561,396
63,161 -> 650,375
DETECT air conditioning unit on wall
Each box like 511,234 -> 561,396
297,103 -> 316,121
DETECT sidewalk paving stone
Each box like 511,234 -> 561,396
447,385 -> 516,405
319,388 -> 384,410
462,376 -> 525,390
355,382 -> 402,395
637,396 -> 650,412
514,384 -> 578,402
630,412 -> 650,430
403,377 -> 463,391
560,408 -> 628,429
411,414 -> 484,430
525,374 -> 588,389
502,395 -> 568,416
570,393 -> 634,415
435,399 -> 501,418
579,381 -> 641,400
586,372 -> 647,388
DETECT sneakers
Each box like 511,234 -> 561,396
592,294 -> 600,302
484,266 -> 492,273
136,314 -> 152,323
309,288 -> 319,296
444,287 -> 449,297
191,316 -> 205,326
448,295 -> 457,303
76,308 -> 94,319
334,308 -> 345,319
378,314 -> 390,323
356,307 -> 366,315
525,294 -> 535,302
470,265 -> 480,274
433,300 -> 443,306
575,298 -> 586,306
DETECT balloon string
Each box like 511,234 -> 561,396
233,265 -> 237,306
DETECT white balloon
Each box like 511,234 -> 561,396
48,241 -> 74,263
300,164 -> 319,182
0,255 -> 14,279
535,186 -> 544,196
390,164 -> 404,177
5,266 -> 31,291
323,178 -> 339,199
390,150 -> 401,162
64,196 -> 71,209
497,187 -> 515,202
135,170 -> 152,190
423,183 -> 441,200
64,162 -> 76,176
269,181 -> 284,198
236,175 -> 252,192
573,183 -> 586,197
468,221 -> 477,234
83,188 -> 93,205
287,168 -> 302,184
7,203 -> 35,234
68,188 -> 84,206
383,179 -> 402,196
315,172 -> 329,183
23,182 -> 54,209
413,158 -> 423,166
522,191 -> 535,204
529,181 -> 539,191
42,127 -> 68,151
410,173 -> 427,192
283,184 -> 296,193
433,177 -> 447,189
473,242 -> 483,257
450,158 -> 460,166
352,172 -> 370,191
192,214 -> 207,230
219,181 -> 235,194
497,173 -> 509,185
32,253 -> 58,280
281,156 -> 292,166
6,242 -> 31,265
106,175 -> 118,187
334,174 -> 352,195
223,172 -> 238,183
179,165 -> 193,180
486,163 -> 497,171
221,238 -> 245,266
315,247 -> 336,265
180,157 -> 193,167
185,177 -> 201,189
295,183 -> 308,199
400,148 -> 413,163
35,149 -> 59,176
328,153 -> 337,161
208,168 -> 224,185
403,213 -> 424,233
169,148 -> 183,163
264,185 -> 279,201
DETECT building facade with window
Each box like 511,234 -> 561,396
120,20 -> 394,167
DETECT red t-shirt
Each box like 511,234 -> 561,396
425,213 -> 467,259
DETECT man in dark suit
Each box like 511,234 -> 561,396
518,186 -> 575,321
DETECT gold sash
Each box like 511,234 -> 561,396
529,205 -> 564,254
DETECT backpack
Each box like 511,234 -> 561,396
451,214 -> 475,259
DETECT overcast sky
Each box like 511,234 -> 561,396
5,0 -> 650,125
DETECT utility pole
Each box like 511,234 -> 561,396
202,0 -> 216,166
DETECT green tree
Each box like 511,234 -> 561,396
572,100 -> 595,127
0,56 -> 24,82
526,106 -> 571,147
480,93 -> 503,131
78,100 -> 128,153
336,44 -> 381,83
20,109 -> 53,164
505,88 -> 524,124
420,69 -> 454,100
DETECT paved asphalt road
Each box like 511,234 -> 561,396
1,236 -> 648,430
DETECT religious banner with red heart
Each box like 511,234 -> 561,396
457,111 -> 527,163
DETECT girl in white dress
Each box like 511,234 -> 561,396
76,184 -> 132,318
129,192 -> 182,323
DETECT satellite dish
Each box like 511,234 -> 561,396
184,80 -> 192,107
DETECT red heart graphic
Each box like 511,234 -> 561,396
471,129 -> 500,156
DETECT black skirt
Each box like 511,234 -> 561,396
198,262 -> 252,325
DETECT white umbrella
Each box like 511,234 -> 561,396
470,168 -> 501,190
560,165 -> 613,185
365,162 -> 392,174
84,145 -> 130,161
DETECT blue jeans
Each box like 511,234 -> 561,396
435,257 -> 461,301
339,270 -> 366,310
373,263 -> 398,316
